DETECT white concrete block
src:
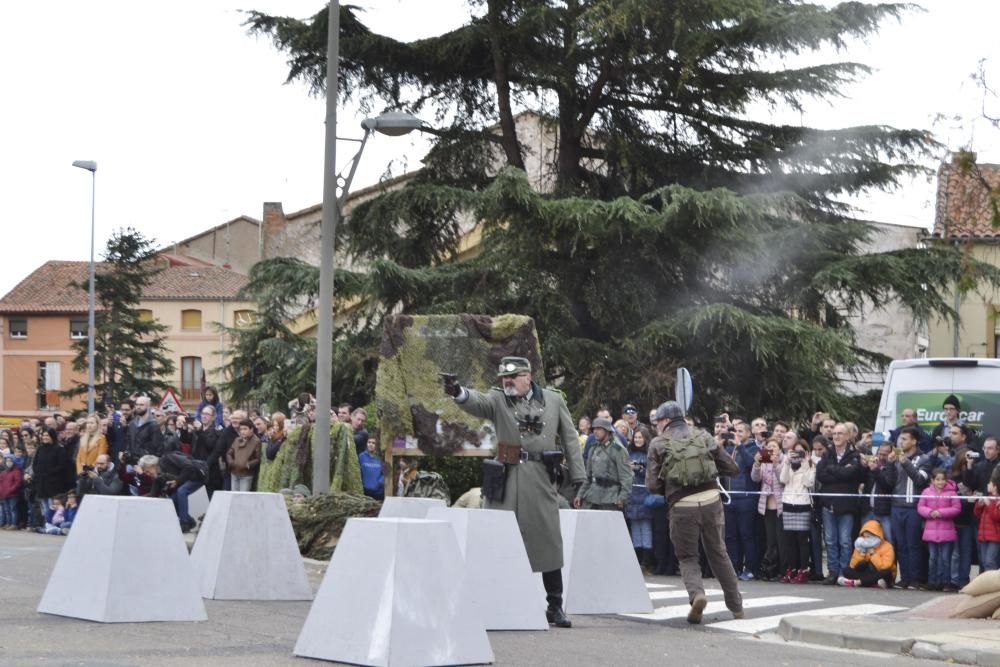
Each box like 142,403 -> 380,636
294,518 -> 493,667
37,495 -> 207,623
559,509 -> 653,614
190,491 -> 313,600
187,485 -> 210,522
426,507 -> 548,631
378,496 -> 446,519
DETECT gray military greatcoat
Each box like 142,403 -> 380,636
457,383 -> 585,572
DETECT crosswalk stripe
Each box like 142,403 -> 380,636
644,583 -> 676,590
706,603 -> 906,634
621,595 -> 821,621
649,589 -> 723,601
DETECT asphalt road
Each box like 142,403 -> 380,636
0,530 -> 950,667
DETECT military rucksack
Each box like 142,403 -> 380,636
403,470 -> 451,504
659,430 -> 718,488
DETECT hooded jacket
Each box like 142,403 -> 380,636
917,479 -> 961,543
849,519 -> 896,577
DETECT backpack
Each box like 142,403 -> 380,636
659,430 -> 718,488
403,471 -> 451,504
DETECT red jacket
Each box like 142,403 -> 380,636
974,497 -> 1000,543
0,465 -> 23,499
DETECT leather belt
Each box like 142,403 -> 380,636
497,442 -> 545,465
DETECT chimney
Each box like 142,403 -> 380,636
262,202 -> 286,259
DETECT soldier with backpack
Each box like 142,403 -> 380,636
646,401 -> 744,624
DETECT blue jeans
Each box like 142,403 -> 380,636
0,497 -> 17,525
172,480 -> 204,525
928,541 -> 954,585
981,541 -> 1000,572
822,509 -> 854,576
863,511 -> 893,545
725,502 -> 758,574
952,524 -> 975,586
891,506 -> 925,583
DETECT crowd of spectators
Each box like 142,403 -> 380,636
573,393 -> 999,591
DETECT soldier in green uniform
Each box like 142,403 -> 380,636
574,417 -> 632,510
442,356 -> 585,628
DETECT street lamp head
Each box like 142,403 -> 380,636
72,160 -> 97,172
360,111 -> 425,137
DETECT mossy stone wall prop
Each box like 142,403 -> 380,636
376,314 -> 543,455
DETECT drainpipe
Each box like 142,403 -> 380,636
219,297 -> 226,394
952,239 -> 961,357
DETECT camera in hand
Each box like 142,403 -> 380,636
759,448 -> 772,463
967,451 -> 981,460
81,464 -> 94,473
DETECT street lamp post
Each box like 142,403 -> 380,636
313,0 -> 425,495
72,159 -> 98,416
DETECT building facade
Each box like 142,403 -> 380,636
0,261 -> 251,417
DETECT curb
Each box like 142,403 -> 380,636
777,617 -> 914,654
778,615 -> 1000,666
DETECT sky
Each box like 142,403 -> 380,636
2,1 -> 999,297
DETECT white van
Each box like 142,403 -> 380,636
875,358 -> 1000,437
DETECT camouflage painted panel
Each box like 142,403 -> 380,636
376,313 -> 543,455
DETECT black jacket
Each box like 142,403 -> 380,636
861,464 -> 893,516
816,445 -> 863,514
963,456 -> 1000,494
32,443 -> 75,498
192,427 -> 227,489
127,418 -> 163,458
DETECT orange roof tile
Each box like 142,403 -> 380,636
0,261 -> 248,314
933,154 -> 1000,240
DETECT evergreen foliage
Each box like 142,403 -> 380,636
62,228 -> 175,404
238,1 -> 1000,423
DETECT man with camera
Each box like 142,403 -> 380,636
76,454 -> 123,499
890,408 -> 932,453
150,450 -> 208,532
964,437 -> 999,496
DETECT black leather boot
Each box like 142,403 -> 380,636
546,605 -> 572,628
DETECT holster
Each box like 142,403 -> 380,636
541,450 -> 564,484
497,442 -> 522,465
482,459 -> 507,503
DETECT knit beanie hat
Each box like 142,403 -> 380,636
943,394 -> 961,411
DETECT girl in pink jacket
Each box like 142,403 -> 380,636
918,469 -> 961,591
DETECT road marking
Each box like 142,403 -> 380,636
621,595 -> 820,621
644,583 -> 676,590
707,603 -> 905,634
649,588 -> 723,601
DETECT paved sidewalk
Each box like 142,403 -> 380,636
778,611 -> 1000,666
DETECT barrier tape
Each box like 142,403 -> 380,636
632,483 -> 991,504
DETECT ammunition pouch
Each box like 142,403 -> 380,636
482,459 -> 507,503
541,450 -> 564,484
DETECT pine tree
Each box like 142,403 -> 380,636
239,1 -> 1000,421
62,228 -> 175,405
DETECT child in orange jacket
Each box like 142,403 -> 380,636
838,519 -> 897,588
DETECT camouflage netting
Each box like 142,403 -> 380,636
258,419 -> 362,494
285,492 -> 382,560
376,314 -> 544,455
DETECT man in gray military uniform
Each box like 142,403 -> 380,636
646,400 -> 744,624
442,356 -> 585,628
574,417 -> 632,510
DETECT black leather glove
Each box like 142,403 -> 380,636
439,372 -> 461,397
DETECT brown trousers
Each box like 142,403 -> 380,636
669,498 -> 743,612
